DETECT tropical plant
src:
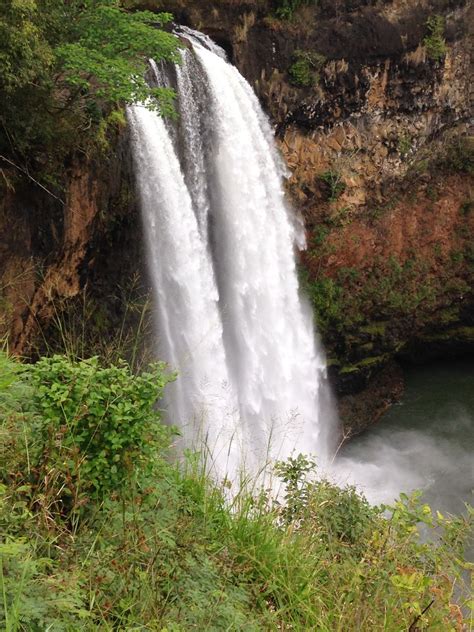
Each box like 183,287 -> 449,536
0,352 -> 472,629
289,49 -> 326,87
275,0 -> 318,20
0,1 -> 179,184
423,14 -> 447,61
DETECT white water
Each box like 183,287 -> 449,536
128,33 -> 334,480
127,104 -> 243,477
174,48 -> 211,240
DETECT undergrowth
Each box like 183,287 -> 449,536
274,0 -> 318,20
288,50 -> 325,87
423,15 -> 447,62
299,239 -> 472,351
0,352 -> 472,630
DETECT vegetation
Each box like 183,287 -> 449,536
0,352 -> 472,630
289,49 -> 325,87
460,198 -> 473,216
36,276 -> 155,371
300,242 -> 472,362
441,136 -> 474,175
299,268 -> 345,335
397,133 -> 412,157
301,132 -> 474,354
275,0 -> 318,20
0,1 -> 472,626
0,0 -> 179,190
423,15 -> 447,62
319,170 -> 346,201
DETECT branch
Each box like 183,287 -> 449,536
408,599 -> 435,631
52,73 -> 95,116
0,154 -> 65,205
330,427 -> 351,465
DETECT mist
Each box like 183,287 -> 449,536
330,359 -> 474,515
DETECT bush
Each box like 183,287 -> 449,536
1,354 -> 175,525
319,169 -> 346,201
443,136 -> 474,174
28,356 -> 175,496
275,0 -> 318,20
299,267 -> 346,335
289,49 -> 325,87
275,455 -> 374,546
0,1 -> 179,186
423,15 -> 447,61
397,133 -> 412,156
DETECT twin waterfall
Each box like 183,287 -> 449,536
128,31 -> 333,480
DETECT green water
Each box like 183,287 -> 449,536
337,357 -> 474,514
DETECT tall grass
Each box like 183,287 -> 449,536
0,351 -> 472,630
33,273 -> 154,372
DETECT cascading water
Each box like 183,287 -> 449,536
128,30 -> 336,480
127,104 -> 243,477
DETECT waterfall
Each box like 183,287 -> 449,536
128,31 -> 334,480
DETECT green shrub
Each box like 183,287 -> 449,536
289,49 -> 325,87
319,170 -> 346,201
397,133 -> 412,156
299,267 -> 346,335
0,354 -> 176,530
275,0 -> 318,20
0,1 -> 179,187
423,15 -> 447,61
26,355 -> 174,499
275,455 -> 374,546
443,137 -> 474,174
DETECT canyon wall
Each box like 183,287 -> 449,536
0,131 -> 146,360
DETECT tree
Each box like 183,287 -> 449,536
0,0 -> 179,185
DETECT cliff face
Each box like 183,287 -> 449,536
0,131 -> 145,359
1,0 -> 472,433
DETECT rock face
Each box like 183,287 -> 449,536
1,0 -> 473,435
0,131 -> 145,359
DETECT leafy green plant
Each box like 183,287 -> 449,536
0,0 -> 179,186
328,205 -> 354,227
275,455 -> 378,548
442,137 -> 474,174
423,15 -> 447,61
0,533 -> 88,631
319,170 -> 346,201
95,107 -> 127,152
55,4 -> 179,113
275,0 -> 318,20
398,133 -> 412,156
299,267 -> 346,334
0,352 -> 24,414
289,49 -> 325,87
0,352 -> 176,537
24,355 -> 175,501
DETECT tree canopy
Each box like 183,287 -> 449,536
0,0 -> 179,185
